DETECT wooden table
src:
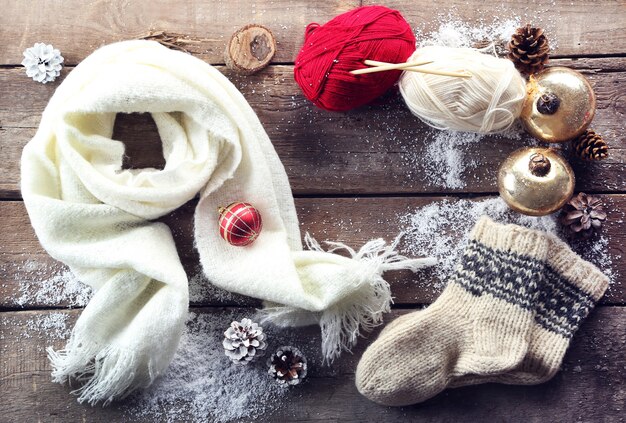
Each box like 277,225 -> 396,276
1,1 -> 624,421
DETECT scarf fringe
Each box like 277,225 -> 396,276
47,336 -> 156,406
263,233 -> 437,363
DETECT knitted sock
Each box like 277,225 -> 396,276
355,217 -> 549,406
449,234 -> 609,388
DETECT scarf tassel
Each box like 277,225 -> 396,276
47,338 -> 157,406
262,234 -> 437,363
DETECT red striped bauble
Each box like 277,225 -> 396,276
218,202 -> 263,246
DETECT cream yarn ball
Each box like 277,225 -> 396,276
399,46 -> 527,133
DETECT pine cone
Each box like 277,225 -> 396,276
572,129 -> 609,160
223,318 -> 267,364
508,24 -> 550,75
21,43 -> 64,83
268,346 -> 307,386
560,192 -> 607,238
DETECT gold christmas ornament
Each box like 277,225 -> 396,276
520,67 -> 596,143
498,147 -> 575,216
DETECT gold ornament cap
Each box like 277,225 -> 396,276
498,147 -> 575,216
520,67 -> 596,143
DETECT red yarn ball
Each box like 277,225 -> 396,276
294,6 -> 416,112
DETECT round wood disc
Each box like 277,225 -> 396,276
224,24 -> 276,75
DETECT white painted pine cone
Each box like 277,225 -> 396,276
223,318 -> 267,364
22,43 -> 64,83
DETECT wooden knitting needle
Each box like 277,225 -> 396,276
353,59 -> 472,78
365,60 -> 472,78
350,59 -> 433,75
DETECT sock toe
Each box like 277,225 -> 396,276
355,343 -> 395,405
355,313 -> 454,406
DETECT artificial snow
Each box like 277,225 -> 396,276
25,312 -> 71,340
124,311 -> 294,422
4,264 -> 312,422
417,17 -> 521,50
8,259 -> 92,308
399,197 -> 619,291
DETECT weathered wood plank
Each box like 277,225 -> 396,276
2,195 -> 623,309
363,0 -> 626,58
0,0 -> 359,65
1,307 -> 623,422
0,60 -> 624,198
1,0 -> 625,66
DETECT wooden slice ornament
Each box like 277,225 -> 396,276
224,24 -> 276,75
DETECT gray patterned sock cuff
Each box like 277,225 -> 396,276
535,235 -> 609,339
450,216 -> 549,310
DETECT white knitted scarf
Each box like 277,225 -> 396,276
20,40 -> 436,405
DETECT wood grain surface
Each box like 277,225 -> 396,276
1,0 -> 624,421
1,0 -> 625,66
1,197 -> 624,309
1,307 -> 624,422
1,58 -> 625,198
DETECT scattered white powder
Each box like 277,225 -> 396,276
415,6 -> 559,52
401,124 -> 526,190
7,308 -> 318,422
408,130 -> 483,190
417,17 -> 521,50
399,197 -> 619,290
0,312 -> 73,359
3,260 -> 306,421
25,312 -> 71,340
8,260 -> 92,308
124,311 -> 305,422
573,233 -> 620,286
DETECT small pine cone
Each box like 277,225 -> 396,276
268,346 -> 308,386
21,43 -> 64,83
573,130 -> 609,161
223,318 -> 267,364
560,192 -> 607,238
508,24 -> 550,75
